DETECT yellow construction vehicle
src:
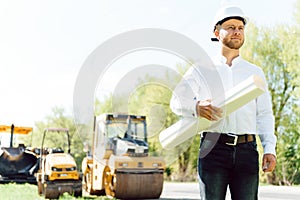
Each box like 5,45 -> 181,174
82,113 -> 165,199
36,128 -> 82,199
0,124 -> 38,184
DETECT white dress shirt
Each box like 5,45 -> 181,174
170,55 -> 277,155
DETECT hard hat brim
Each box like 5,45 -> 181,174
211,38 -> 219,42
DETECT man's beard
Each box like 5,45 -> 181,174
223,38 -> 244,50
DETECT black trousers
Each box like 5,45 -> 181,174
198,136 -> 259,200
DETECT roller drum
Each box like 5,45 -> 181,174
106,169 -> 164,199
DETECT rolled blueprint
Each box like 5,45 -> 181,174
159,75 -> 265,149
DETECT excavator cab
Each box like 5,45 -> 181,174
103,115 -> 148,157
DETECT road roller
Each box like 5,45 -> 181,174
36,128 -> 82,199
82,113 -> 165,199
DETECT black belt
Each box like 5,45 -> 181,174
202,132 -> 255,146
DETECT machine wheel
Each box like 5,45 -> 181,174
37,181 -> 43,195
74,190 -> 82,197
83,171 -> 104,196
36,174 -> 43,195
104,167 -> 116,197
44,186 -> 59,199
104,169 -> 164,199
83,171 -> 92,194
82,172 -> 87,191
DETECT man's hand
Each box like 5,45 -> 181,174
262,153 -> 276,172
196,100 -> 223,121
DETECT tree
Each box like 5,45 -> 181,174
125,64 -> 200,181
21,107 -> 87,169
242,21 -> 300,185
95,63 -> 200,181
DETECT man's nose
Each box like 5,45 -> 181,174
233,28 -> 242,35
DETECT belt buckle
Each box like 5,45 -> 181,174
226,133 -> 238,146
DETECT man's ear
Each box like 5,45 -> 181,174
214,30 -> 220,40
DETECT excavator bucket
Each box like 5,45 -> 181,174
0,146 -> 38,183
0,124 -> 38,184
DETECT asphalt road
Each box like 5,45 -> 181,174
159,182 -> 300,200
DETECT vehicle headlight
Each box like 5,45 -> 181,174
66,166 -> 77,171
118,163 -> 128,167
51,167 -> 58,171
136,146 -> 144,154
152,163 -> 162,167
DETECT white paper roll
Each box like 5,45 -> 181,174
159,75 -> 265,149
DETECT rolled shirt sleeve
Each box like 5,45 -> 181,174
170,66 -> 211,118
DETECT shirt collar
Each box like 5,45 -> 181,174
217,55 -> 242,66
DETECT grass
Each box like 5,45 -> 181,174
0,183 -> 43,200
0,183 -> 113,200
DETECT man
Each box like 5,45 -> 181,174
170,5 -> 277,200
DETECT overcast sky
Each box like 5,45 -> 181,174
0,0 -> 297,127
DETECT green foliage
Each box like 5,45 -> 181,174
276,107 -> 300,185
95,62 -> 200,181
20,107 -> 86,170
242,21 -> 300,185
165,166 -> 173,177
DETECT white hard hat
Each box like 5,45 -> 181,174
211,5 -> 248,41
